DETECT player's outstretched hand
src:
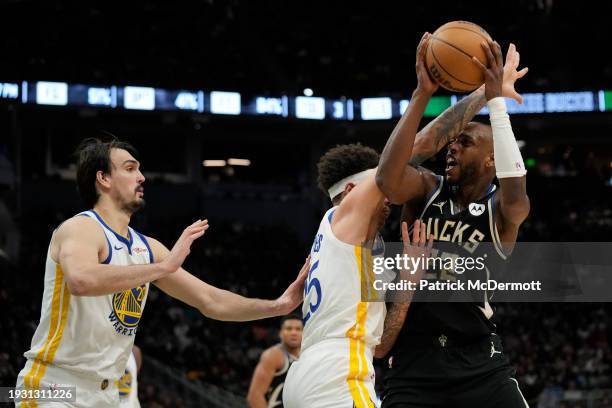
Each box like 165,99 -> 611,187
400,220 -> 434,280
501,43 -> 529,104
472,40 -> 504,101
415,32 -> 439,96
276,255 -> 311,315
161,219 -> 209,274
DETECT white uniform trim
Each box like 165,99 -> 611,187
510,378 -> 530,407
418,176 -> 444,220
487,191 -> 507,260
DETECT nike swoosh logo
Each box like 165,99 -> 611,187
114,245 -> 124,250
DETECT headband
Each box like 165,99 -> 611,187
327,169 -> 374,199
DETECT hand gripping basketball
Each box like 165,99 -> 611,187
471,40 -> 504,101
415,32 -> 439,95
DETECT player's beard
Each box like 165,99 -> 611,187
122,190 -> 146,214
449,161 -> 478,187
125,198 -> 145,214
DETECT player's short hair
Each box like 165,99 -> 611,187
75,135 -> 139,208
317,143 -> 380,197
280,313 -> 303,327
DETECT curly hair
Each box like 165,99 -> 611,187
317,143 -> 380,199
75,135 -> 139,209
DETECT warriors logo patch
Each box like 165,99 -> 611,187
108,285 -> 147,336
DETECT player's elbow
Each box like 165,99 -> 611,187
502,195 -> 531,225
64,267 -> 99,296
197,294 -> 226,321
375,172 -> 402,204
65,273 -> 91,296
245,390 -> 261,407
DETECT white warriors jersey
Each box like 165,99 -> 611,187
19,210 -> 152,387
118,351 -> 140,407
301,206 -> 386,354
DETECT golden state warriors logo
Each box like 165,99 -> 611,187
108,285 -> 146,336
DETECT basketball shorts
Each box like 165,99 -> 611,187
283,339 -> 380,408
382,334 -> 529,408
16,359 -> 120,407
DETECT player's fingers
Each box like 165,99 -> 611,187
425,234 -> 434,256
419,220 -> 427,247
185,219 -> 207,233
480,41 -> 494,66
416,32 -> 430,58
492,41 -> 503,67
189,229 -> 206,242
472,56 -> 487,72
188,225 -> 209,240
517,67 -> 529,78
481,41 -> 496,68
412,220 -> 421,245
297,256 -> 311,280
401,222 -> 410,247
506,43 -> 516,62
189,219 -> 203,227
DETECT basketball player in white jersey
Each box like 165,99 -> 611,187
247,314 -> 303,408
15,138 -> 310,407
283,37 -> 437,407
118,345 -> 141,407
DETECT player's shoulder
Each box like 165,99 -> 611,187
260,345 -> 285,366
55,213 -> 103,238
51,214 -> 107,251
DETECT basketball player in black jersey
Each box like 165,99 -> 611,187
375,34 -> 530,407
247,315 -> 303,408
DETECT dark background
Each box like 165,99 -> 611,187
1,1 -> 611,407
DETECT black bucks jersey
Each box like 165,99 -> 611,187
266,344 -> 298,408
394,175 -> 509,345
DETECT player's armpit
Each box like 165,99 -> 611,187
246,348 -> 284,408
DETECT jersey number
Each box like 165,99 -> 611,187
303,260 -> 321,324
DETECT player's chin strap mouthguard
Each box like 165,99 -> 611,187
487,97 -> 527,179
328,169 -> 374,199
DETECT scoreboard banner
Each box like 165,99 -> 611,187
0,81 -> 609,120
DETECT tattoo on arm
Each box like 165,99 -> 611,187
410,87 -> 487,166
377,302 -> 410,357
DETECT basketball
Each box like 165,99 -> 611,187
426,21 -> 493,92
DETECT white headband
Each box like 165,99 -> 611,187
327,169 -> 374,199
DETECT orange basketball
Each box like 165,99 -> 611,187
425,21 -> 493,92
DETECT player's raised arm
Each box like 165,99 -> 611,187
472,40 -> 530,234
56,216 -> 208,296
375,33 -> 438,205
151,237 -> 310,321
410,44 -> 528,168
